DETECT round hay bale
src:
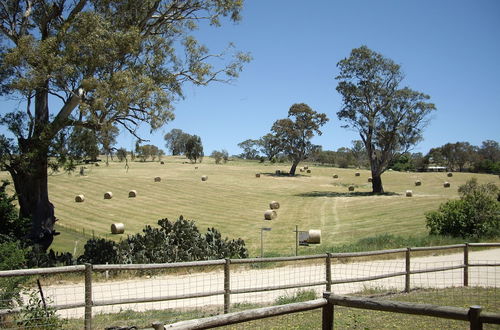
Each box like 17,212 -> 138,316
447,172 -> 453,177
406,190 -> 413,197
299,168 -> 304,172
308,230 -> 321,244
195,166 -> 198,170
95,163 -> 99,167
444,182 -> 451,188
304,165 -> 309,170
201,175 -> 208,181
355,172 -> 360,176
128,190 -> 137,198
255,173 -> 261,178
368,177 -> 372,182
75,194 -> 85,203
264,210 -> 277,220
269,201 -> 280,209
111,223 -> 125,234
306,169 -> 311,173
104,191 -> 113,199
154,177 -> 161,182
415,180 -> 422,186
160,161 -> 164,164
333,174 -> 338,179
348,185 -> 355,192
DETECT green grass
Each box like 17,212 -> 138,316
1,157 -> 498,256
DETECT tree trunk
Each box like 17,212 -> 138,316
289,161 -> 299,176
371,173 -> 384,194
9,153 -> 56,251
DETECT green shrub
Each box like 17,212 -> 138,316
0,180 -> 30,243
77,238 -> 118,264
426,178 -> 499,238
0,241 -> 28,309
16,291 -> 66,329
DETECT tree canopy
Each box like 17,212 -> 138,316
0,0 -> 249,250
336,46 -> 436,193
271,103 -> 328,176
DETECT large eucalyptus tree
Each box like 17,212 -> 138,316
0,0 -> 249,250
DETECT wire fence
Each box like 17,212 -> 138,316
0,243 -> 498,329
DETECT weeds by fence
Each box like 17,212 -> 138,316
0,243 -> 498,329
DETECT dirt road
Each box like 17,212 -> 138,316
43,248 -> 499,318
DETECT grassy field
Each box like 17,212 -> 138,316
1,156 -> 498,256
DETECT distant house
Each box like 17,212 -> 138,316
426,166 -> 447,172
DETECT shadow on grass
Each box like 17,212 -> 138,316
296,191 -> 400,198
261,172 -> 308,178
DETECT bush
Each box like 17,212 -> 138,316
0,180 -> 30,243
0,241 -> 28,309
77,238 -> 118,264
275,289 -> 317,305
16,291 -> 66,329
426,178 -> 500,238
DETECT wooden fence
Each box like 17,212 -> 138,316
164,293 -> 500,329
0,242 -> 499,329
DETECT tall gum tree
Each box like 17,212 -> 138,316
271,103 -> 328,176
335,46 -> 436,193
0,0 -> 250,250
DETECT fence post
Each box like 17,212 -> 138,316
469,305 -> 483,330
325,253 -> 332,292
224,258 -> 231,314
322,292 -> 334,330
405,247 -> 411,293
464,243 -> 469,287
84,263 -> 93,330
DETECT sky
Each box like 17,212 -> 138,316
2,0 -> 500,156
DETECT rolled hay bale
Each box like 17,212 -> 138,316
348,185 -> 355,192
75,194 -> 85,203
444,182 -> 451,188
154,177 -> 161,182
306,169 -> 311,173
95,163 -> 99,167
415,180 -> 422,186
307,230 -> 321,244
264,210 -> 277,220
447,172 -> 453,177
406,190 -> 413,197
304,165 -> 309,170
269,201 -> 280,210
201,175 -> 208,181
160,161 -> 164,164
111,223 -> 125,234
195,166 -> 198,170
128,190 -> 137,198
368,177 -> 372,182
255,173 -> 261,178
104,191 -> 113,199
299,168 -> 304,172
333,174 -> 338,179
355,172 -> 360,176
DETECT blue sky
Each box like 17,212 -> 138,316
2,0 -> 500,156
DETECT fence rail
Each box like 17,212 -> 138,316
0,242 -> 499,329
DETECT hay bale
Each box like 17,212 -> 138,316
415,180 -> 422,186
75,194 -> 85,203
104,191 -> 113,199
111,223 -> 125,234
95,163 -> 99,167
333,174 -> 338,179
368,177 -> 372,182
160,161 -> 164,164
304,165 -> 309,170
444,182 -> 451,188
154,177 -> 161,182
255,173 -> 261,178
264,210 -> 277,220
201,175 -> 208,181
269,201 -> 280,210
299,168 -> 304,172
447,172 -> 453,177
195,166 -> 198,170
348,186 -> 355,192
306,169 -> 311,173
406,190 -> 413,197
128,190 -> 137,198
355,172 -> 360,176
307,230 -> 321,244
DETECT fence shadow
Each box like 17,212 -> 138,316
296,191 -> 400,198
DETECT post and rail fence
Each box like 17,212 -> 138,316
0,242 -> 499,329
